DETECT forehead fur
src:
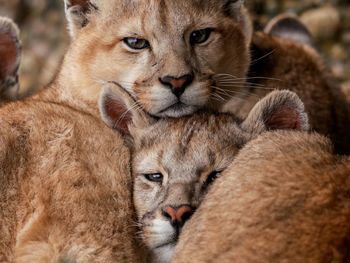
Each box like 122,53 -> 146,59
94,0 -> 237,27
98,0 -> 226,16
135,111 -> 245,152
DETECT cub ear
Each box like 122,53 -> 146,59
222,0 -> 252,46
223,0 -> 244,15
0,17 -> 21,99
264,14 -> 313,46
64,0 -> 98,38
240,90 -> 309,137
99,82 -> 156,138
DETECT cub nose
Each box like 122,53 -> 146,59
162,205 -> 194,228
159,74 -> 194,98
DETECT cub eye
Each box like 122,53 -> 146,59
144,173 -> 163,183
123,37 -> 150,50
190,28 -> 213,45
204,171 -> 221,187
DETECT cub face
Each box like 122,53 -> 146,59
98,83 -> 309,263
132,114 -> 243,262
64,0 -> 251,117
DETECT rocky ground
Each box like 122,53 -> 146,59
0,0 -> 349,99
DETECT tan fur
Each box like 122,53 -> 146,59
2,2 -> 348,262
223,29 -> 350,154
0,85 -> 145,262
0,0 -> 253,261
173,131 -> 350,263
99,86 -> 309,263
60,0 -> 252,118
0,2 -> 156,261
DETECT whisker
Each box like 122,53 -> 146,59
212,86 -> 260,98
218,83 -> 273,91
214,73 -> 238,78
244,76 -> 282,82
250,49 -> 276,65
212,90 -> 247,102
113,102 -> 140,129
217,81 -> 267,88
214,73 -> 281,83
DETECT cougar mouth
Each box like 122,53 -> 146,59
154,239 -> 177,250
152,242 -> 177,263
158,102 -> 199,118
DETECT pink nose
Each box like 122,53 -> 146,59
162,205 -> 194,227
169,78 -> 187,89
159,74 -> 194,98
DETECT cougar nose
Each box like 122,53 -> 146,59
159,74 -> 194,98
162,205 -> 194,228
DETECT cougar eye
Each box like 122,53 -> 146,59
204,171 -> 221,187
190,28 -> 213,45
123,37 -> 150,50
144,173 -> 163,183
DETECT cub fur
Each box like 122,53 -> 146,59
99,84 -> 309,263
224,15 -> 350,154
0,0 -> 252,260
0,16 -> 21,105
0,88 -> 144,262
0,2 -> 147,262
173,131 -> 350,263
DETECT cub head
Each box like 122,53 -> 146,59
0,17 -> 21,101
63,0 -> 252,117
99,83 -> 309,263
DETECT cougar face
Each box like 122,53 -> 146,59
132,113 -> 244,261
64,0 -> 251,117
99,84 -> 309,263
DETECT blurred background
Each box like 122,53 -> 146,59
0,0 -> 349,98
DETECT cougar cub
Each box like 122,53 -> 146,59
99,83 -> 309,263
62,0 -> 252,118
173,131 -> 350,263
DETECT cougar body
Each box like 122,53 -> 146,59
99,86 -> 309,263
173,131 -> 350,263
224,15 -> 350,153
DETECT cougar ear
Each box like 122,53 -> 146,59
240,90 -> 309,138
0,17 -> 21,99
223,0 -> 252,46
223,0 -> 244,14
64,0 -> 98,38
99,82 -> 156,138
264,14 -> 314,46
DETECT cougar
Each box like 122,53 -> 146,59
0,0 -> 347,261
173,131 -> 350,263
224,14 -> 350,154
61,0 -> 252,118
0,0 -> 252,261
63,0 -> 348,152
0,16 -> 21,105
99,84 -> 309,263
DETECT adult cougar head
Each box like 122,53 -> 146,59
98,83 -> 309,263
63,0 -> 252,117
